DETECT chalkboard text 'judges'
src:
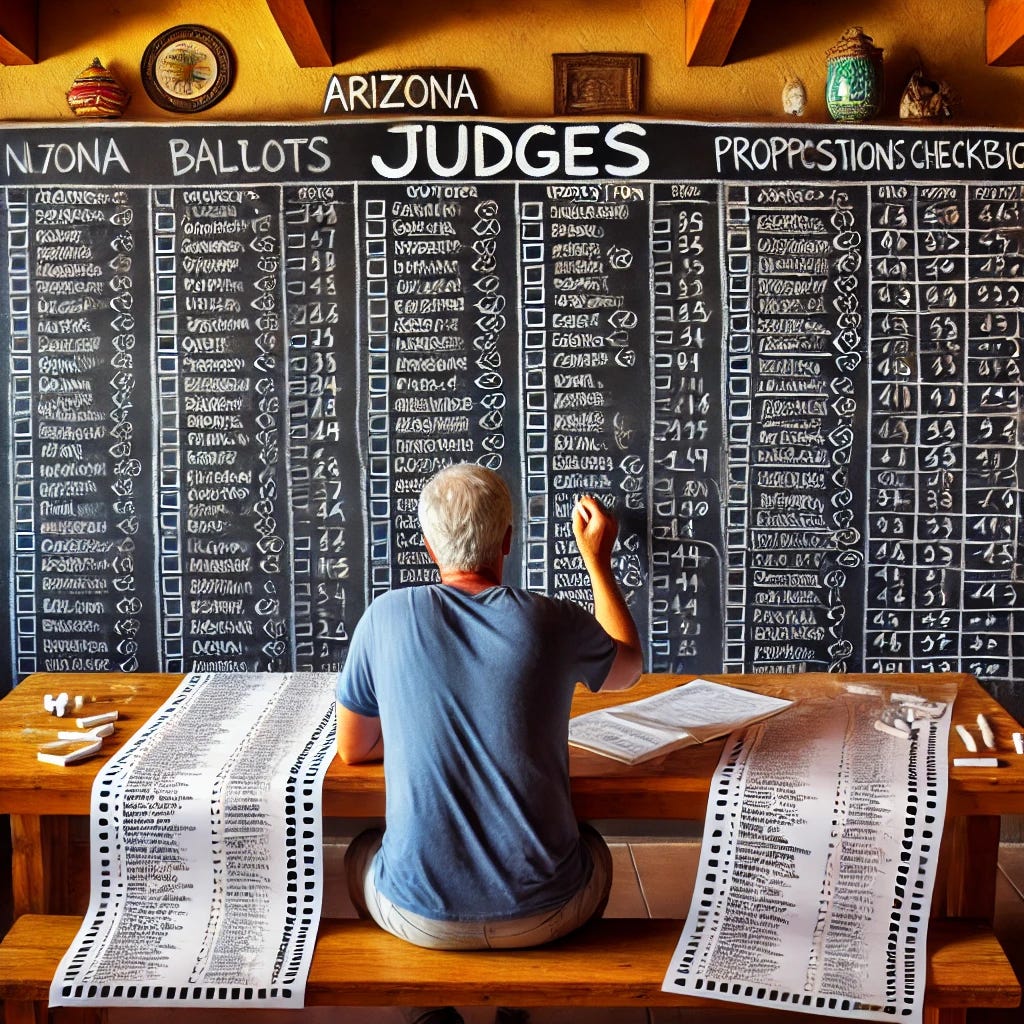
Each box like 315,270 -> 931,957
370,123 -> 650,179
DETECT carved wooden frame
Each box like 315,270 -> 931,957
552,52 -> 641,115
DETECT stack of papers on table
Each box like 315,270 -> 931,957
569,678 -> 794,764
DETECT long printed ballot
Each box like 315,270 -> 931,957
662,685 -> 952,1023
50,672 -> 336,1009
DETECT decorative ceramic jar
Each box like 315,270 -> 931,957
66,58 -> 131,118
825,28 -> 882,122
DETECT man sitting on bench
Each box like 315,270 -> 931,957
336,463 -> 642,1024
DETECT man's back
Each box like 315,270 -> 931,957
338,583 -> 615,920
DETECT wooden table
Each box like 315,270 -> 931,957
3,671 -> 1023,922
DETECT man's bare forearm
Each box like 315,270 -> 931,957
572,495 -> 643,690
585,560 -> 643,689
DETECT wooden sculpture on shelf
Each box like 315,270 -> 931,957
899,66 -> 954,121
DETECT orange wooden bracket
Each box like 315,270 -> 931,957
685,0 -> 752,66
0,0 -> 37,65
266,0 -> 333,67
987,0 -> 1024,66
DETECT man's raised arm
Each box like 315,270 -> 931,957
572,495 -> 643,691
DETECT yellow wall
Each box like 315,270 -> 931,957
2,0 -> 1024,124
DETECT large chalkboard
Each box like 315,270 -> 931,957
2,120 -> 1023,720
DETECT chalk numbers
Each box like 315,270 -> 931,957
867,184 -> 1023,678
649,184 -> 718,672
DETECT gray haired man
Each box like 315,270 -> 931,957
336,463 -> 642,1023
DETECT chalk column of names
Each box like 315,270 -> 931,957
153,187 -> 291,672
519,183 -> 650,632
360,183 -> 518,597
9,185 -> 151,674
724,185 -> 865,672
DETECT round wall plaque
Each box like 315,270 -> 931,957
141,25 -> 233,114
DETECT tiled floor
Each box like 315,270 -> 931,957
104,840 -> 1024,1024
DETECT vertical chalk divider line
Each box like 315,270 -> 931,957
278,183 -> 299,671
723,184 -> 752,671
513,180 -> 526,584
152,187 -> 184,673
283,184 -> 312,666
148,186 -> 163,666
647,185 -> 671,667
519,188 -> 548,594
956,182 -> 969,676
864,182 -> 911,673
863,186 -> 875,671
961,181 -> 1015,681
352,181 -> 368,613
363,187 -> 391,599
1009,187 -> 1023,682
8,186 -> 36,675
910,187 -> 923,670
106,184 -> 139,673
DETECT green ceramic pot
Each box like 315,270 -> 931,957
826,27 -> 883,123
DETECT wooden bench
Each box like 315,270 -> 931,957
0,915 -> 1019,1024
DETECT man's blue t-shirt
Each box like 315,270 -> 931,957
336,584 -> 616,921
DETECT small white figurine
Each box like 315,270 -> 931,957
782,77 -> 807,116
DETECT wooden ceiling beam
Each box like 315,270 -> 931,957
0,0 -> 37,66
987,0 -> 1024,66
266,0 -> 333,67
685,0 -> 753,66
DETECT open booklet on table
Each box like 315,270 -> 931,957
568,678 -> 795,765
